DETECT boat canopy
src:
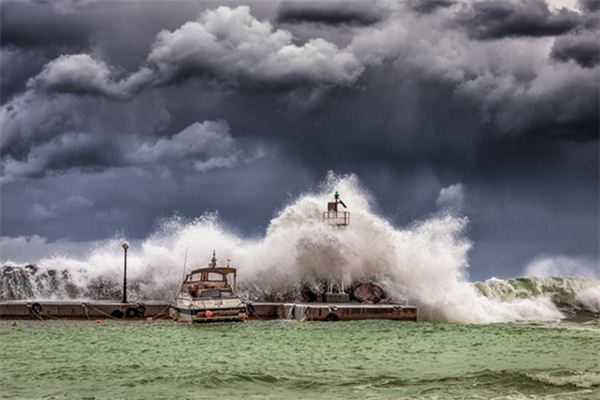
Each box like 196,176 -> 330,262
188,267 -> 237,276
184,252 -> 238,289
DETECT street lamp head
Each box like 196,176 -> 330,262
122,241 -> 129,250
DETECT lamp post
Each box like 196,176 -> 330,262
121,241 -> 129,303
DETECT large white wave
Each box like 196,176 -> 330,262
3,173 -> 569,323
576,286 -> 600,312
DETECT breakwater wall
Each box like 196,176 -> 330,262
0,301 -> 417,322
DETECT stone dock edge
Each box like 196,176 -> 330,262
0,301 -> 417,322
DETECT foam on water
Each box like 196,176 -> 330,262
0,174 -> 582,323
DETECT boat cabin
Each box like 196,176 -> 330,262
182,252 -> 238,299
184,266 -> 238,299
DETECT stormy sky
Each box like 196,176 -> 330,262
0,0 -> 598,280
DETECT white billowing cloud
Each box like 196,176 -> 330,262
23,6 -> 364,99
349,19 -> 408,65
436,183 -> 465,210
128,5 -> 363,89
27,54 -> 123,98
524,255 -> 600,278
128,120 -> 242,171
17,4 -> 406,100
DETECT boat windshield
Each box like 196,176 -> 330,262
207,272 -> 224,281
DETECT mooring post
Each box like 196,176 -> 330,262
122,241 -> 129,303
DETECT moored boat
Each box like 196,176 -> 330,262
170,251 -> 247,322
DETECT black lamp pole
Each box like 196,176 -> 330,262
122,241 -> 129,303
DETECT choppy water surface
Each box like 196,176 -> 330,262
1,320 -> 599,400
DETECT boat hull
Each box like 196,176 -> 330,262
170,305 -> 248,323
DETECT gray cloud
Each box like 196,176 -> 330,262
21,5 -> 365,99
138,5 -> 363,88
276,1 -> 383,25
27,54 -> 124,98
15,3 -> 596,142
551,30 -> 599,67
580,0 -> 600,13
1,120 -> 253,182
1,132 -> 117,181
0,1 -> 91,51
454,61 -> 599,139
126,120 -> 244,171
456,0 -> 582,39
405,0 -> 456,14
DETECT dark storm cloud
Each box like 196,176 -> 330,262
453,60 -> 599,140
1,120 -> 254,182
0,0 -> 598,279
580,0 -> 600,13
551,31 -> 600,67
405,0 -> 455,14
0,49 -> 50,103
0,1 -> 93,101
0,1 -> 91,51
1,132 -> 119,179
19,5 -> 365,99
456,0 -> 582,39
276,1 -> 383,26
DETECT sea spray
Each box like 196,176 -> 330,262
575,286 -> 600,312
0,173 -> 574,322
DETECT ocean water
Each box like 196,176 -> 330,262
1,320 -> 599,399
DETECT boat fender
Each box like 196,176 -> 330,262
136,305 -> 146,316
325,313 -> 339,321
29,302 -> 42,316
205,310 -> 214,318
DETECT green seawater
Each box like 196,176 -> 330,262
1,320 -> 599,400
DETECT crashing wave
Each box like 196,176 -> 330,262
474,277 -> 600,312
1,174 -> 596,323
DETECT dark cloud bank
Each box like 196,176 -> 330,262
0,0 -> 598,280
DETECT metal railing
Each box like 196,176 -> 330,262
322,211 -> 350,226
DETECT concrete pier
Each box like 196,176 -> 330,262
0,301 -> 170,320
0,301 -> 417,322
248,302 -> 417,321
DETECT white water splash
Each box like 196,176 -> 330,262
2,173 -> 567,323
525,255 -> 599,279
576,286 -> 600,312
